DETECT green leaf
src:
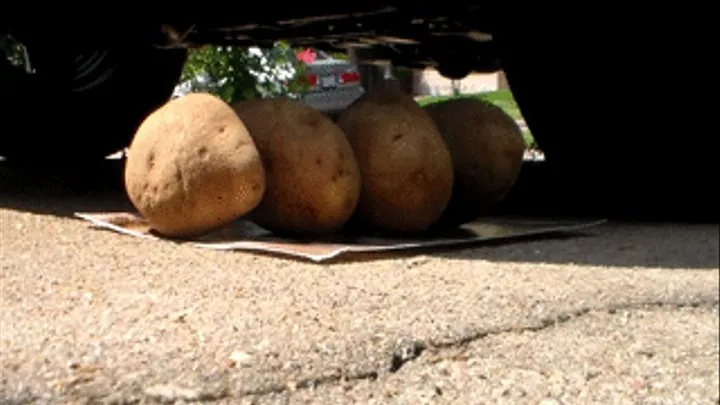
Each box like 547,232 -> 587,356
180,42 -> 310,104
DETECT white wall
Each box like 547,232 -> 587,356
413,69 -> 500,96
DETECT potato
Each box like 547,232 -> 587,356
124,92 -> 266,238
336,84 -> 454,234
232,97 -> 361,235
425,98 -> 525,229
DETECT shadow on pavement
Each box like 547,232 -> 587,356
1,160 -> 717,270
0,159 -> 135,216
426,222 -> 719,271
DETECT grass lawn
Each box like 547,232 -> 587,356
416,90 -> 538,150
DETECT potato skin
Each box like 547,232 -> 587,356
124,93 -> 266,238
425,98 -> 526,229
232,97 -> 361,235
337,86 -> 454,234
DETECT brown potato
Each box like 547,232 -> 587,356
425,98 -> 525,229
232,97 -> 361,235
124,93 -> 266,238
336,85 -> 454,234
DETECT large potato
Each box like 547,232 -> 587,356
124,93 -> 266,238
336,84 -> 454,234
425,98 -> 525,229
232,97 -> 361,235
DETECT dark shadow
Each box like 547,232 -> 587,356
428,220 -> 719,270
1,159 -> 717,270
478,161 -> 719,270
494,161 -> 719,224
0,158 -> 135,216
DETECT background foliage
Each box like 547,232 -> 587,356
0,35 -> 27,68
178,42 -> 310,103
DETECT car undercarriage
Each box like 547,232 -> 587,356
0,10 -> 716,222
169,14 -> 501,77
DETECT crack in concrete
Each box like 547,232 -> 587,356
223,298 -> 720,402
3,298 -> 717,404
430,301 -> 662,348
431,298 -> 719,349
389,339 -> 427,373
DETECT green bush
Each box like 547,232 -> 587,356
179,42 -> 310,104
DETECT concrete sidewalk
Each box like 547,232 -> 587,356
1,189 -> 718,404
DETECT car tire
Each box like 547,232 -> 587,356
0,40 -> 187,162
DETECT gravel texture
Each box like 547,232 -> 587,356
1,167 -> 718,404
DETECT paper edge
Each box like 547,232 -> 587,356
73,212 -> 607,263
193,241 -> 346,262
73,212 -> 160,241
192,219 -> 608,262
